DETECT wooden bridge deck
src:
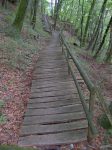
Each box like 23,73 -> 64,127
18,32 -> 88,147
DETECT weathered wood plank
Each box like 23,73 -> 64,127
31,80 -> 75,87
33,68 -> 68,73
28,99 -> 81,108
31,86 -> 77,93
33,73 -> 71,79
18,129 -> 87,146
29,96 -> 80,103
31,82 -> 75,90
21,120 -> 88,136
32,77 -> 73,82
25,104 -> 83,116
30,90 -> 77,99
23,112 -> 86,125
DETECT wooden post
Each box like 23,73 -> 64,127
87,90 -> 95,143
67,50 -> 70,75
62,44 -> 64,54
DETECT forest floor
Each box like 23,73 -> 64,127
0,6 -> 50,145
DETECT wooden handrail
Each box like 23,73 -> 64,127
60,34 -> 95,92
60,32 -> 112,141
63,48 -> 97,135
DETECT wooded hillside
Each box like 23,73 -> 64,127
0,0 -> 112,150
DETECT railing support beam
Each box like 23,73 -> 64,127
87,91 -> 96,142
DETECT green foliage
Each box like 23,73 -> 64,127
0,100 -> 6,124
0,2 -> 49,71
98,102 -> 112,131
0,114 -> 6,124
34,14 -> 49,37
0,100 -> 4,108
98,114 -> 112,129
109,102 -> 112,114
0,145 -> 37,150
55,0 -> 112,62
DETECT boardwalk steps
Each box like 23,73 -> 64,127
18,32 -> 87,147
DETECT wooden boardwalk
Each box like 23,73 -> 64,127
18,32 -> 88,147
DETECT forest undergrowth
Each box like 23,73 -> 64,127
0,6 -> 49,145
62,31 -> 112,149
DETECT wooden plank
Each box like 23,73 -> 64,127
18,129 -> 87,146
34,68 -> 68,72
31,86 -> 77,93
30,93 -> 78,100
33,68 -> 68,73
23,112 -> 86,125
33,71 -> 69,77
32,77 -> 73,82
29,96 -> 80,103
27,99 -> 80,109
21,120 -> 88,136
25,104 -> 83,116
30,90 -> 77,99
31,82 -> 75,90
31,80 -> 75,87
36,60 -> 66,63
36,65 -> 67,69
33,71 -> 69,76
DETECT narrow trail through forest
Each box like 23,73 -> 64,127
18,31 -> 88,148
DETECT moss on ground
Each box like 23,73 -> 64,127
0,145 -> 37,150
0,7 -> 49,70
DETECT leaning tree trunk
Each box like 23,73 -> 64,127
12,0 -> 29,32
105,17 -> 112,63
94,16 -> 112,58
91,0 -> 108,52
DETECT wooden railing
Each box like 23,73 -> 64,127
60,33 -> 112,142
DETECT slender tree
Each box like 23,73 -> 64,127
91,0 -> 108,51
54,0 -> 63,30
83,0 -> 96,43
94,16 -> 112,58
51,0 -> 54,17
31,0 -> 39,29
2,0 -> 7,8
12,0 -> 29,32
80,0 -> 85,46
105,16 -> 112,62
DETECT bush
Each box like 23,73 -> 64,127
0,100 -> 6,124
98,102 -> 112,134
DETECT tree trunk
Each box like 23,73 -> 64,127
80,0 -> 84,46
51,0 -> 54,17
91,0 -> 108,51
12,0 -> 29,32
94,16 -> 112,58
83,0 -> 96,43
31,0 -> 39,29
54,0 -> 62,30
105,17 -> 112,63
2,0 -> 7,8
